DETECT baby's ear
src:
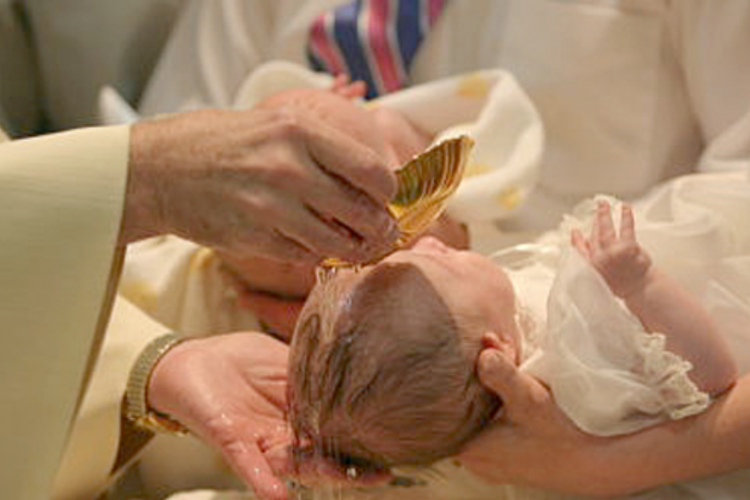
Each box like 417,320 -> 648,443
481,332 -> 517,365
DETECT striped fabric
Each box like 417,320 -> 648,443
307,0 -> 447,99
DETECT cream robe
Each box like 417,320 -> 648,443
0,124 -> 170,499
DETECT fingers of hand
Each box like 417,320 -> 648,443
330,74 -> 367,99
302,172 -> 399,253
330,74 -> 349,93
226,190 -> 366,263
226,229 -> 318,265
570,229 -> 591,258
303,118 -> 397,204
276,205 -> 368,261
221,439 -> 288,500
477,338 -> 522,403
594,200 -> 616,250
619,204 -> 637,243
478,333 -> 552,422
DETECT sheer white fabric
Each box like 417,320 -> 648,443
497,169 -> 750,438
519,248 -> 709,436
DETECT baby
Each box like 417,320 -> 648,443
218,80 -> 468,339
287,200 -> 737,482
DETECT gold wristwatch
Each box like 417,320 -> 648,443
125,333 -> 189,435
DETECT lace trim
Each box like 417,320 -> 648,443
634,330 -> 710,420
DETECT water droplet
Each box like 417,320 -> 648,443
346,466 -> 359,480
315,265 -> 338,285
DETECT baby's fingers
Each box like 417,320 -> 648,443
330,74 -> 367,99
594,200 -> 617,248
571,229 -> 591,258
619,204 -> 637,243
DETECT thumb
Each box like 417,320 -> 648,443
478,333 -> 544,421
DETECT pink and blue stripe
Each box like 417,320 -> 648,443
307,0 -> 447,99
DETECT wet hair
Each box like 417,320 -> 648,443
288,262 -> 501,475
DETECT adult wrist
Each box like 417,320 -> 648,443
125,333 -> 189,435
121,118 -> 171,244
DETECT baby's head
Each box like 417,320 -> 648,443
288,237 -> 519,476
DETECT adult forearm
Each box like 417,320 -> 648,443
589,373 -> 750,496
120,118 -> 171,244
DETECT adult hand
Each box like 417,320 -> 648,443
148,332 -> 293,500
459,334 -> 616,497
124,107 -> 399,264
464,336 -> 750,497
218,252 -> 314,341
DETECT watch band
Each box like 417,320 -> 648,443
125,333 -> 189,435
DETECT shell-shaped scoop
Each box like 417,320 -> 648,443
390,135 -> 473,245
323,135 -> 474,268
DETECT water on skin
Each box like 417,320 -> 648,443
295,265 -> 368,500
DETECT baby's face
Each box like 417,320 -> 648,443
319,236 -> 518,347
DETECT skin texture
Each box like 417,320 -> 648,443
124,91 -> 406,500
124,105 -> 399,264
146,203 -> 738,498
148,332 -> 292,500
571,201 -> 736,395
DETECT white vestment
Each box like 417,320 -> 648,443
0,123 -> 177,500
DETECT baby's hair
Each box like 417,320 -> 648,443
289,262 -> 500,474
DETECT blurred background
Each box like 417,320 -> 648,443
0,0 -> 183,137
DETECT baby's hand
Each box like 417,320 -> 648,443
571,201 -> 653,299
330,74 -> 367,99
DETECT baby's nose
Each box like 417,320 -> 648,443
412,235 -> 449,253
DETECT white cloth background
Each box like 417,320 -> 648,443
139,0 -> 750,234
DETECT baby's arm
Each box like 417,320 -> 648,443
571,201 -> 737,396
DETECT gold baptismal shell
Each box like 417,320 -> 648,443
323,135 -> 474,268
